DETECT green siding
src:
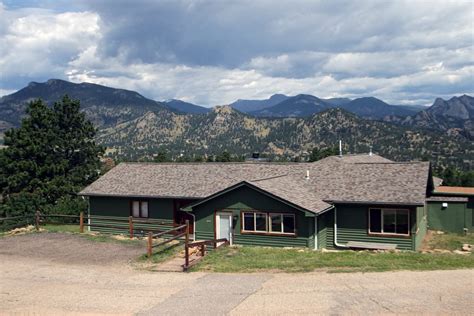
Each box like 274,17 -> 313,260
193,185 -> 314,248
317,210 -> 332,249
88,196 -> 176,234
318,205 -> 421,251
428,200 -> 473,233
90,196 -> 174,219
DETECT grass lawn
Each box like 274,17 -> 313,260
193,246 -> 474,273
41,224 -> 81,233
427,232 -> 474,251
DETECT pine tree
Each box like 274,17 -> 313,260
0,96 -> 104,217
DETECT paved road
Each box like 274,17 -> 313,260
1,234 -> 473,315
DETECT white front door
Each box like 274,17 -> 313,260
216,212 -> 233,245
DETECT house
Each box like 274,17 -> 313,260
427,186 -> 474,234
79,154 -> 433,251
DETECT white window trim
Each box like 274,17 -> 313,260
242,211 -> 267,232
269,213 -> 296,235
368,208 -> 410,236
242,211 -> 295,235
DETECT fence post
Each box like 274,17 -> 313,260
184,220 -> 190,270
129,216 -> 134,239
79,212 -> 84,233
35,211 -> 40,231
201,244 -> 206,257
147,232 -> 153,257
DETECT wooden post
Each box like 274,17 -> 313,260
201,244 -> 206,257
147,232 -> 153,257
184,220 -> 190,270
79,212 -> 84,233
129,216 -> 134,239
35,211 -> 40,231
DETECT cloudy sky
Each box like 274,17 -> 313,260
0,0 -> 472,106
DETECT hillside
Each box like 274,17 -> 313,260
0,79 -> 170,131
98,105 -> 473,170
392,95 -> 474,139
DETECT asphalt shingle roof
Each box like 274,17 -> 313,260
79,154 -> 431,213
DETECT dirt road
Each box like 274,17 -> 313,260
1,233 -> 473,315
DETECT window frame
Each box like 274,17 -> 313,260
241,211 -> 296,236
269,213 -> 296,235
242,211 -> 267,233
368,208 -> 410,237
130,200 -> 150,218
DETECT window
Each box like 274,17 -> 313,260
243,211 -> 295,235
242,212 -> 267,232
131,200 -> 149,218
369,208 -> 409,236
269,213 -> 296,234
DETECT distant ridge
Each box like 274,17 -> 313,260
164,99 -> 210,114
230,94 -> 289,112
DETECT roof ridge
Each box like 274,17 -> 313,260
119,162 -> 302,166
250,173 -> 290,182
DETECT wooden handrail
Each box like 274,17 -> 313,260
151,232 -> 186,248
152,224 -> 187,238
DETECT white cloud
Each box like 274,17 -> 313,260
0,5 -> 100,89
0,0 -> 472,106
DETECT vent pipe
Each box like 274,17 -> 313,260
369,145 -> 373,156
305,169 -> 310,180
339,140 -> 342,157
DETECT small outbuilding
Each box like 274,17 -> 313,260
427,186 -> 474,234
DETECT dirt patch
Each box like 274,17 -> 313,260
0,232 -> 145,266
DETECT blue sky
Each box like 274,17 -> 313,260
0,0 -> 472,106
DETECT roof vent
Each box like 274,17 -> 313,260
305,169 -> 310,180
369,146 -> 373,156
339,140 -> 342,157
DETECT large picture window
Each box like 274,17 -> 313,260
242,211 -> 295,235
369,208 -> 409,236
131,200 -> 149,218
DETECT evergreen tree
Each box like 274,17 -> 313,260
0,96 -> 104,217
308,146 -> 338,162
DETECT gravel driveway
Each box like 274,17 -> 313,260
1,233 -> 473,315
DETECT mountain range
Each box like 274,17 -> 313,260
236,94 -> 423,119
0,79 -> 472,170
